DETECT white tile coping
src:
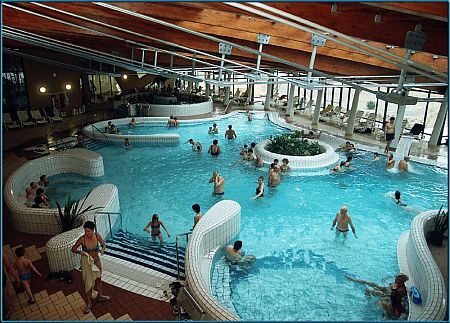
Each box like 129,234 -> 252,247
82,111 -> 240,145
46,183 -> 121,272
185,200 -> 241,321
4,149 -> 105,235
136,100 -> 213,117
397,209 -> 447,321
255,139 -> 339,170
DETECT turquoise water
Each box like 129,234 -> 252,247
47,113 -> 448,321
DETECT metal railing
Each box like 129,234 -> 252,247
94,211 -> 122,239
91,124 -> 109,140
175,232 -> 192,279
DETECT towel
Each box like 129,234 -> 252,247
80,254 -> 101,293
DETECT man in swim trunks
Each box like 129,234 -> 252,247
331,206 -> 357,239
384,117 -> 395,154
225,125 -> 237,139
209,171 -> 225,195
225,240 -> 256,264
397,156 -> 410,172
386,154 -> 395,169
14,247 -> 42,304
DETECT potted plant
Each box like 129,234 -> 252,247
426,206 -> 449,246
55,190 -> 103,232
366,101 -> 376,110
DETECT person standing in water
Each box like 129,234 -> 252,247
143,214 -> 171,244
331,206 -> 357,239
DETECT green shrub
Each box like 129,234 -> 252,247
266,131 -> 325,156
366,101 -> 376,110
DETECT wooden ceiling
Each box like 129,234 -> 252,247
2,2 -> 448,80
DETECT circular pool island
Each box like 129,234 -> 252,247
255,133 -> 339,170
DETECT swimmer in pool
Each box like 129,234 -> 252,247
331,206 -> 357,239
129,118 -> 136,127
225,125 -> 237,139
254,155 -> 264,168
208,123 -> 218,134
268,163 -> 281,188
143,214 -> 170,244
187,139 -> 202,152
225,240 -> 255,264
240,144 -> 248,156
124,138 -> 131,149
280,158 -> 290,173
394,191 -> 407,207
253,176 -> 265,199
246,149 -> 255,161
208,139 -> 221,157
372,152 -> 380,162
386,154 -> 395,169
209,171 -> 225,195
397,156 -> 410,172
247,111 -> 252,122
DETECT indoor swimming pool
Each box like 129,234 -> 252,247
47,113 -> 447,321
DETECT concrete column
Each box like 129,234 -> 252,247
287,83 -> 296,117
264,80 -> 273,111
429,88 -> 449,147
247,80 -> 253,105
187,81 -> 192,93
345,88 -> 362,137
390,101 -> 407,149
205,72 -> 210,97
311,89 -> 324,126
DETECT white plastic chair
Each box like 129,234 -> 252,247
30,110 -> 48,125
17,110 -> 36,127
2,113 -> 20,130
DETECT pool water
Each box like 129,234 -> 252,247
48,113 -> 447,321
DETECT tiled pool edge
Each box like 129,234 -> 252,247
133,100 -> 213,117
46,184 -> 120,272
255,139 -> 339,169
397,210 -> 447,321
185,200 -> 241,320
82,111 -> 239,146
4,149 -> 104,235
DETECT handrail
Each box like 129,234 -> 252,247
175,231 -> 192,279
91,124 -> 109,140
95,211 -> 122,236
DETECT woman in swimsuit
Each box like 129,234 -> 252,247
144,214 -> 171,244
72,221 -> 109,314
253,176 -> 265,199
208,139 -> 222,157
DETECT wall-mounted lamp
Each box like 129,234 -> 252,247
386,45 -> 396,50
433,55 -> 439,59
122,74 -> 128,80
39,86 -> 46,93
65,83 -> 72,90
374,14 -> 382,23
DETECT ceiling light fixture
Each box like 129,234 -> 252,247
39,86 -> 46,93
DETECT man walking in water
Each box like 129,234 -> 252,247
225,125 -> 237,139
331,206 -> 357,239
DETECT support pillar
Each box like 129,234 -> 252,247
286,83 -> 296,117
264,79 -> 273,111
187,81 -> 192,93
311,89 -> 324,127
429,88 -> 449,147
247,80 -> 253,105
345,88 -> 362,138
205,72 -> 210,97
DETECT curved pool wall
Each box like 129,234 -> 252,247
132,100 -> 213,117
397,210 -> 447,321
185,199 -> 241,321
4,149 -> 104,235
46,184 -> 120,272
255,139 -> 339,169
82,112 -> 239,147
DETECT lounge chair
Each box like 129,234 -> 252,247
320,106 -> 342,123
42,109 -> 63,123
30,110 -> 48,125
2,113 -> 21,130
341,110 -> 364,128
320,104 -> 335,117
355,112 -> 376,133
17,110 -> 36,127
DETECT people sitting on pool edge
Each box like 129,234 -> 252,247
208,123 -> 218,134
192,204 -> 202,229
331,206 -> 357,239
397,156 -> 410,172
253,176 -> 265,199
105,121 -> 119,134
187,139 -> 202,153
209,171 -> 225,196
208,139 -> 221,157
143,214 -> 171,244
225,240 -> 256,265
394,191 -> 407,207
225,125 -> 237,139
32,188 -> 50,208
386,154 -> 395,169
25,182 -> 38,207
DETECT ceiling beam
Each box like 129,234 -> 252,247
361,2 -> 448,22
